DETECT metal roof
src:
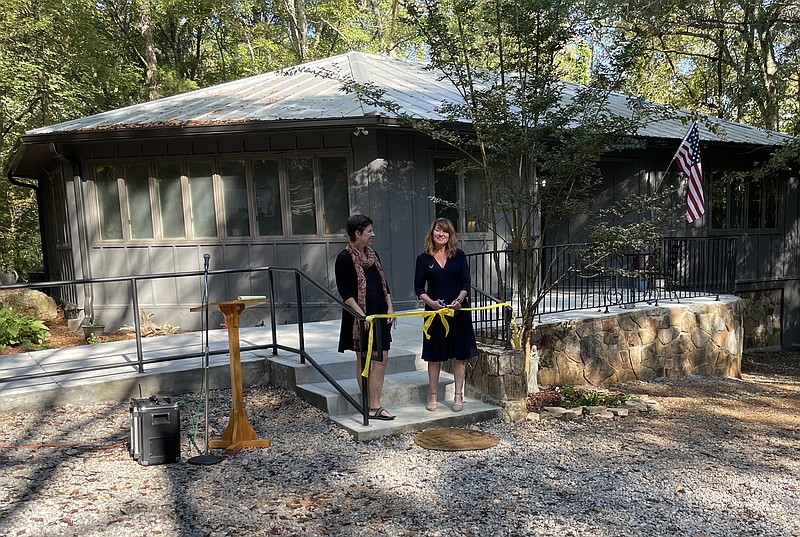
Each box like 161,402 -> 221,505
25,52 -> 794,146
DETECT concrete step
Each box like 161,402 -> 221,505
268,344 -> 504,441
297,370 -> 454,416
329,399 -> 503,441
267,347 -> 418,389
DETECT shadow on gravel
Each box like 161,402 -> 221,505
1,353 -> 799,536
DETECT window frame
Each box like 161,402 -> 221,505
710,171 -> 781,233
89,152 -> 351,243
431,154 -> 488,235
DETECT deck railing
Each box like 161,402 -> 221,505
467,237 -> 737,346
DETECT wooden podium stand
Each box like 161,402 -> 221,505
191,298 -> 271,454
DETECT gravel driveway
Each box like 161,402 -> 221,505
1,352 -> 798,537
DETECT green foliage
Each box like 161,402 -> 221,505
588,190 -> 682,253
0,183 -> 42,277
85,332 -> 101,344
0,306 -> 50,349
557,386 -> 627,409
595,0 -> 800,132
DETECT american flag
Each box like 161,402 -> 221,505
673,121 -> 704,222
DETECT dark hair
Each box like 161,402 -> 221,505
423,217 -> 458,257
346,215 -> 373,241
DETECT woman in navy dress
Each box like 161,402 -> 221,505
335,215 -> 395,420
414,217 -> 478,412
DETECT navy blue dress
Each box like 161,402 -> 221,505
414,249 -> 478,362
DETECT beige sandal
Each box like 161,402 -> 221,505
452,393 -> 463,412
426,393 -> 438,412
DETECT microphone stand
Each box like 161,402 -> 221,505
189,254 -> 223,465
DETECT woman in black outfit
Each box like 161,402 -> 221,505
335,215 -> 396,420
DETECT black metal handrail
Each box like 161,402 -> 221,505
467,236 -> 738,344
0,267 -> 377,426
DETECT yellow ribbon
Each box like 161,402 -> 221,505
360,302 -> 517,377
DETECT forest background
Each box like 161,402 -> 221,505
0,0 -> 798,278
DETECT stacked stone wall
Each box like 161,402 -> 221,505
736,289 -> 781,349
464,297 -> 743,421
535,298 -> 743,386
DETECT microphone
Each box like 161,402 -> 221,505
203,253 -> 210,271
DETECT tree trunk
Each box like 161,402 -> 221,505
140,0 -> 159,101
282,0 -> 308,63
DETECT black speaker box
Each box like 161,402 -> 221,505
129,397 -> 181,465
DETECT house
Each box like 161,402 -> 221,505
7,52 -> 799,348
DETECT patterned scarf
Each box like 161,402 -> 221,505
346,242 -> 389,351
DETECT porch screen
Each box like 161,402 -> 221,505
220,160 -> 251,237
464,167 -> 486,232
433,157 -> 485,234
188,163 -> 217,238
433,157 -> 460,231
254,159 -> 282,236
156,163 -> 186,238
94,165 -> 123,240
320,156 -> 349,235
125,164 -> 154,239
287,157 -> 316,235
711,172 -> 779,230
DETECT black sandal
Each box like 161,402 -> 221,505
369,407 -> 396,421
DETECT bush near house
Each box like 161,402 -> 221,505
0,306 -> 50,349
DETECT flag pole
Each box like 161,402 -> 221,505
655,120 -> 696,192
672,121 -> 697,161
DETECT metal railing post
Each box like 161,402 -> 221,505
295,272 -> 305,362
268,270 -> 278,356
131,279 -> 144,373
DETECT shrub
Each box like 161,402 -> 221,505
0,306 -> 50,349
558,385 -> 628,408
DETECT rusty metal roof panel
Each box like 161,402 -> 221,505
26,52 -> 794,147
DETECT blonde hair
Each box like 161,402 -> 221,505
423,218 -> 458,258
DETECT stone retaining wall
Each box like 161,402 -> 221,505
736,289 -> 781,349
536,297 -> 743,386
465,297 -> 743,422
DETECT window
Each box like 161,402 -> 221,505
254,159 -> 283,236
712,172 -> 779,230
220,160 -> 251,237
188,162 -> 217,238
125,164 -> 154,239
94,165 -> 124,240
92,154 -> 349,241
286,157 -> 316,235
433,157 -> 486,233
320,156 -> 349,235
49,166 -> 70,247
156,163 -> 186,238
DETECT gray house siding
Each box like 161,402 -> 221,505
43,127 -> 493,331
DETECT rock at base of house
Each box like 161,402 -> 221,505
0,289 -> 58,322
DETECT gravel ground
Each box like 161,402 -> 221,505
1,352 -> 799,537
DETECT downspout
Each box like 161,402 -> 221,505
49,143 -> 95,320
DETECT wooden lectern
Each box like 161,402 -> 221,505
190,298 -> 271,454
